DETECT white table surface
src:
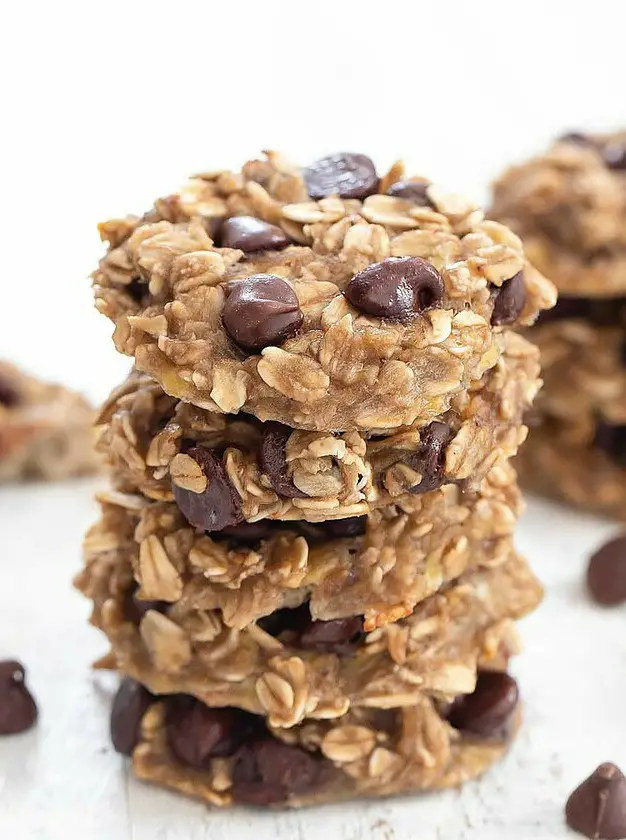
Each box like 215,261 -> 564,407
0,480 -> 624,840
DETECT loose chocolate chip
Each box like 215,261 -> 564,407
0,660 -> 38,735
222,275 -> 303,352
447,671 -> 519,737
491,271 -> 527,326
406,421 -> 454,494
345,256 -> 444,320
0,376 -> 20,408
304,153 -> 379,200
299,615 -> 364,655
594,420 -> 626,467
232,738 -> 324,805
220,216 -> 290,253
172,445 -> 243,533
566,762 -> 626,839
386,179 -> 434,207
586,536 -> 626,606
604,142 -> 626,171
166,696 -> 251,768
259,422 -> 307,499
110,677 -> 152,756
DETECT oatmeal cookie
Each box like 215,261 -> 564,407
77,515 -> 540,726
78,461 -> 522,631
492,132 -> 626,297
93,151 -> 555,431
0,361 -> 97,481
97,331 -> 539,527
111,675 -> 522,807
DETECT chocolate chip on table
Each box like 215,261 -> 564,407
0,375 -> 20,408
446,671 -> 519,738
232,737 -> 324,805
222,274 -> 303,352
490,271 -> 527,326
603,142 -> 626,171
172,445 -> 243,532
220,216 -> 290,253
110,677 -> 152,756
586,536 -> 626,606
406,421 -> 454,494
386,179 -> 434,207
594,420 -> 626,468
166,696 -> 253,768
0,660 -> 38,735
304,153 -> 379,200
345,256 -> 444,320
259,422 -> 307,499
565,762 -> 626,839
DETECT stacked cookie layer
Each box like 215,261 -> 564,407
493,133 -> 626,518
76,151 -> 554,808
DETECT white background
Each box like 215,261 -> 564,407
0,1 -> 625,837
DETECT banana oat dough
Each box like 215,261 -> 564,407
97,331 -> 539,527
0,361 -> 97,481
93,151 -> 555,431
110,674 -> 522,808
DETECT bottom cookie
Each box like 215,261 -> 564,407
114,673 -> 521,808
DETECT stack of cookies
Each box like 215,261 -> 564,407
75,151 -> 555,808
493,132 -> 626,519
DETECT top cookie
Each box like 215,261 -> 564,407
492,132 -> 626,298
94,151 -> 555,431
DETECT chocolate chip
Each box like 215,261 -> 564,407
594,420 -> 626,468
259,422 -> 307,499
232,738 -> 324,805
406,421 -> 454,494
345,257 -> 444,320
304,153 -> 379,200
110,677 -> 152,756
123,585 -> 167,625
214,520 -> 278,545
220,216 -> 290,253
172,445 -> 243,533
565,762 -> 626,839
299,615 -> 364,655
222,275 -> 303,352
447,671 -> 519,738
0,376 -> 20,408
125,277 -> 146,304
603,142 -> 626,171
166,696 -> 252,768
586,536 -> 626,606
0,660 -> 38,735
386,180 -> 434,207
306,516 -> 367,539
491,271 -> 527,326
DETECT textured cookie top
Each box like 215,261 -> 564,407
93,151 -> 554,431
492,132 -> 626,297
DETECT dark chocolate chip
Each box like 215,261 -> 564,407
110,677 -> 152,756
446,671 -> 519,738
565,762 -> 626,839
220,216 -> 290,253
259,422 -> 307,499
594,419 -> 626,468
604,142 -> 626,171
125,277 -> 146,304
172,445 -> 243,533
304,153 -> 379,200
345,256 -> 444,320
166,696 -> 251,768
406,421 -> 454,494
0,660 -> 38,735
386,180 -> 434,207
491,271 -> 527,326
222,275 -> 303,352
214,520 -> 278,545
586,536 -> 626,606
299,615 -> 364,655
232,737 -> 324,805
0,376 -> 20,408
